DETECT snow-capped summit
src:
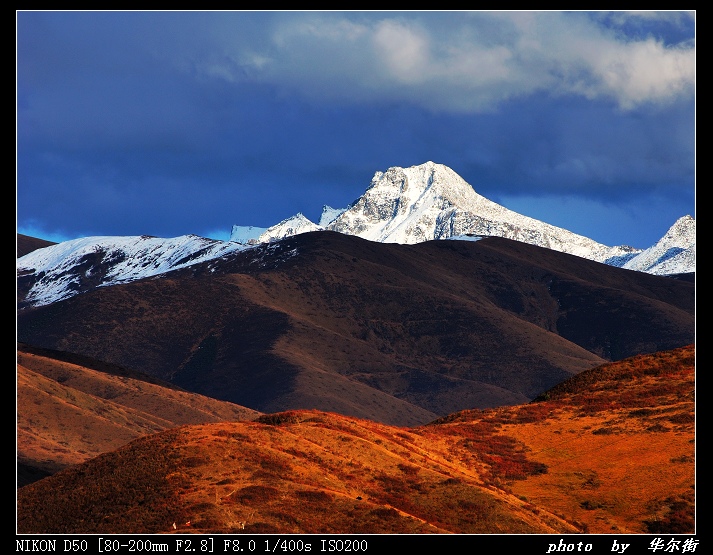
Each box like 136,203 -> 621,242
319,205 -> 346,227
258,212 -> 323,243
622,215 -> 696,275
324,161 -> 634,264
228,161 -> 695,276
18,164 -> 694,312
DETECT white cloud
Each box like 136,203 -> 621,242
372,20 -> 431,83
190,11 -> 695,113
591,39 -> 695,108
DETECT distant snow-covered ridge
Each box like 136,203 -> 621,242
257,213 -> 323,244
17,234 -> 249,307
231,161 -> 695,276
18,162 -> 694,309
621,215 -> 696,275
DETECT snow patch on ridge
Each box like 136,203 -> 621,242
258,213 -> 323,243
622,215 -> 695,275
230,225 -> 267,244
17,234 -> 249,307
319,205 -> 346,227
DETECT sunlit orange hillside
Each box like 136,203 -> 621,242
17,345 -> 694,535
431,344 -> 695,534
17,343 -> 260,487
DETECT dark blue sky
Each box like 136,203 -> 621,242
17,11 -> 695,249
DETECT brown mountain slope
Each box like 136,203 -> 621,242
17,234 -> 56,258
17,345 -> 694,535
17,343 -> 260,487
17,232 -> 694,426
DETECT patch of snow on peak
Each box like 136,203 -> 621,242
258,213 -> 323,243
17,235 -> 248,307
319,205 -> 346,227
622,215 -> 695,275
447,234 -> 485,242
230,225 -> 267,244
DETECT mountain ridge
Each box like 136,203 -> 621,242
230,161 -> 694,276
17,164 -> 694,310
17,231 -> 694,427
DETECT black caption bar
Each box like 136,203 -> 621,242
15,534 -> 700,553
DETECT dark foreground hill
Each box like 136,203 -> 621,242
17,345 -> 695,534
17,232 -> 694,425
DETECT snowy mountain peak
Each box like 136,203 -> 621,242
324,162 -> 630,265
18,164 -> 694,312
365,161 -> 487,211
230,224 -> 267,244
659,215 -> 695,249
227,161 -> 694,276
326,161 -> 496,244
622,215 -> 696,275
258,212 -> 323,243
319,205 -> 346,227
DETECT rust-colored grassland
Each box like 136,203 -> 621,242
17,345 -> 694,535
